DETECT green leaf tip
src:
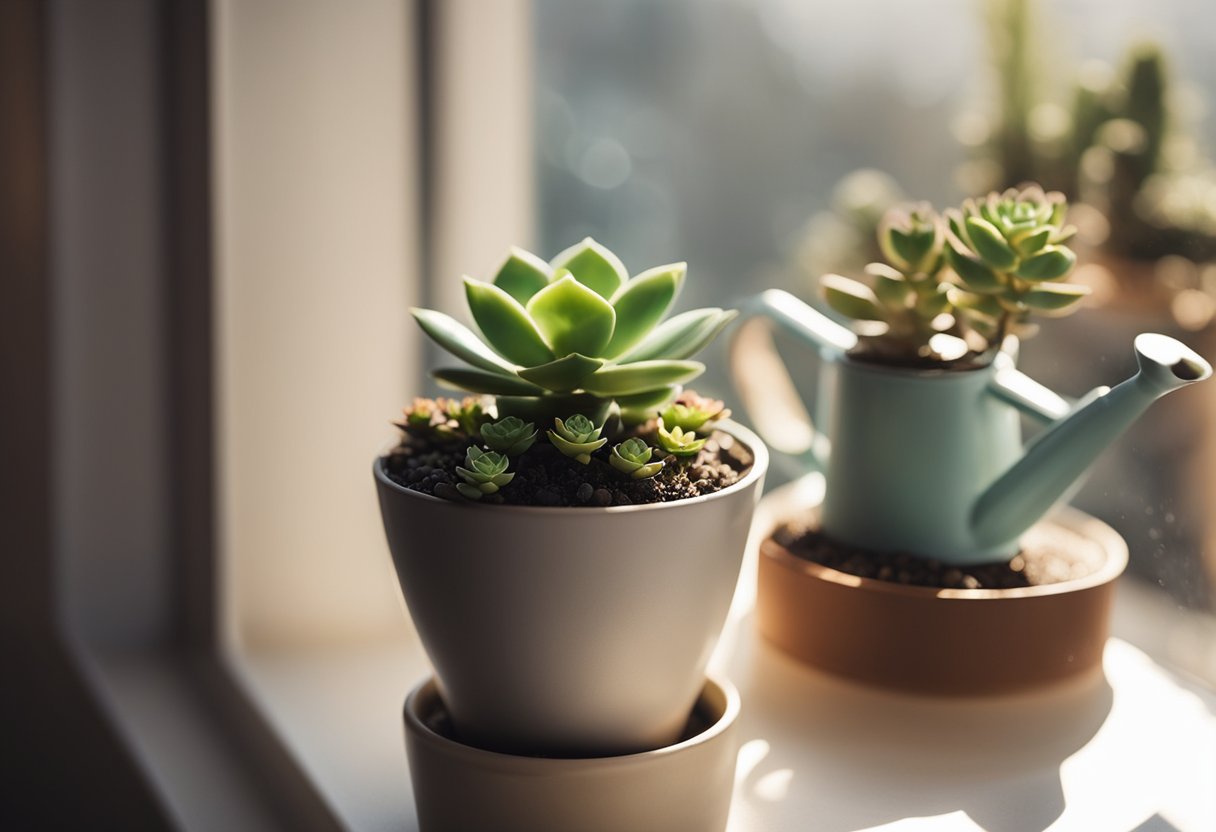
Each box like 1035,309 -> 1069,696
549,237 -> 628,300
463,277 -> 555,366
493,247 -> 554,305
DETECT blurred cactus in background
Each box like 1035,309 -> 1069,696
960,0 -> 1216,283
800,0 -> 1216,318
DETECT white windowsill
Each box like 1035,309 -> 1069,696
231,477 -> 1216,832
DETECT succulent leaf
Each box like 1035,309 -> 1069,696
614,385 -> 682,411
822,274 -> 885,321
526,273 -> 617,358
872,269 -> 910,309
602,263 -> 685,358
618,308 -> 737,362
493,247 -> 553,304
464,278 -> 555,366
433,367 -> 546,397
580,360 -> 705,396
964,216 -> 1019,270
411,308 -> 518,375
1010,227 -> 1052,256
1014,246 -> 1077,281
946,246 -> 1004,293
549,237 -> 628,299
877,203 -> 943,274
1019,282 -> 1091,312
516,353 -> 604,392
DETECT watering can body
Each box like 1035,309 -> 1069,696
820,355 -> 1023,562
731,290 -> 1211,566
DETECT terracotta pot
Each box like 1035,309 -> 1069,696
403,676 -> 739,832
757,494 -> 1127,696
375,422 -> 767,756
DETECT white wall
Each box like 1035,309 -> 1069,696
213,0 -> 419,648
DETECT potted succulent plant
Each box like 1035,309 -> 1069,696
732,186 -> 1210,694
375,238 -> 767,762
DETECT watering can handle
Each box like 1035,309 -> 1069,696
728,290 -> 855,470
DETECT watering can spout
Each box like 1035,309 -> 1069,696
971,333 -> 1212,551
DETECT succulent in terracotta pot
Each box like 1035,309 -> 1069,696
375,239 -> 767,756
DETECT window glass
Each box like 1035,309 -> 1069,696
533,0 -> 1216,614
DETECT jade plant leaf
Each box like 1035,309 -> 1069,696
464,278 -> 555,366
1020,283 -> 1090,311
433,367 -> 546,396
493,247 -> 553,305
602,263 -> 685,358
411,308 -> 518,375
946,247 -> 1003,293
1010,227 -> 1052,256
526,273 -> 616,358
613,385 -> 682,411
581,360 -> 704,396
618,308 -> 737,362
821,274 -> 884,321
871,269 -> 909,309
1014,246 -> 1077,281
516,353 -> 604,392
549,237 -> 628,300
964,217 -> 1018,270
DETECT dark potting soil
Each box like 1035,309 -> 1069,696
772,520 -> 1105,590
383,429 -> 752,508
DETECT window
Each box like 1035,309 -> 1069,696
13,0 -> 1215,829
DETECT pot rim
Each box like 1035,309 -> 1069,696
404,675 -> 739,771
763,505 -> 1128,601
375,419 -> 768,516
837,349 -> 1001,381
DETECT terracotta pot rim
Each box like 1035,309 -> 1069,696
403,675 -> 739,771
762,506 -> 1128,601
374,419 -> 768,516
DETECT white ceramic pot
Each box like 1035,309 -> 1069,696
403,676 -> 740,832
375,422 -> 767,756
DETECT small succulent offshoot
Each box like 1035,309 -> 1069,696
547,414 -> 608,464
446,397 -> 492,437
479,416 -> 538,456
454,446 -> 514,500
656,419 -> 707,458
658,392 -> 730,433
609,437 -> 665,480
396,396 -> 486,443
944,185 -> 1086,346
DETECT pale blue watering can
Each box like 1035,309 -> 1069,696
731,290 -> 1212,566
